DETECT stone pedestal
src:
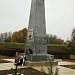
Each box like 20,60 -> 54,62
26,54 -> 54,61
20,53 -> 54,62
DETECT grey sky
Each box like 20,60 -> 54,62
0,0 -> 74,41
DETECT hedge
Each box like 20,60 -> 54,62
0,48 -> 24,57
0,42 -> 70,57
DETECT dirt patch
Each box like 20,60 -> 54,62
0,67 -> 46,75
62,59 -> 75,62
0,60 -> 12,63
61,65 -> 75,69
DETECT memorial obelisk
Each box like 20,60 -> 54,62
26,0 -> 47,54
26,0 -> 54,61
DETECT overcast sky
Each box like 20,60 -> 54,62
0,0 -> 74,41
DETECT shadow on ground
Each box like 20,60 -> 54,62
0,67 -> 47,75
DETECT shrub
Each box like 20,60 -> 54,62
0,48 -> 24,57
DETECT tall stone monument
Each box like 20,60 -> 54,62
26,0 -> 47,54
26,0 -> 54,61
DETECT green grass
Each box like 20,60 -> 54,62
0,42 -> 69,51
47,44 -> 69,51
70,55 -> 75,59
0,42 -> 69,50
0,42 -> 25,48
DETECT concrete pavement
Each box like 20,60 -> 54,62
0,59 -> 75,75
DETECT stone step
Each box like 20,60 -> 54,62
25,61 -> 58,67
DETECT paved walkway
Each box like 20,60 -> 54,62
58,61 -> 75,75
0,59 -> 29,70
0,59 -> 75,75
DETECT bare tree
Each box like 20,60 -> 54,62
0,32 -> 12,42
67,28 -> 75,51
46,34 -> 64,44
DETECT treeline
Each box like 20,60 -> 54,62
0,28 -> 28,43
0,32 -> 12,42
47,34 -> 64,44
11,28 -> 28,43
0,27 -> 64,44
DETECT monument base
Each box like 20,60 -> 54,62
20,53 -> 54,62
26,54 -> 54,61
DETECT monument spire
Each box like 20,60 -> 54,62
26,0 -> 47,54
